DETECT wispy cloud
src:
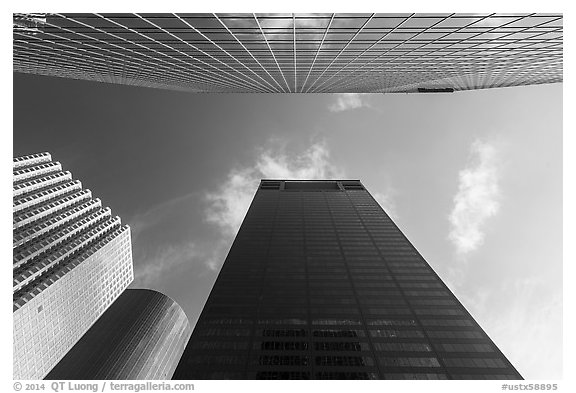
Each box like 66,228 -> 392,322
128,193 -> 197,243
132,242 -> 200,288
448,139 -> 501,255
205,140 -> 344,237
329,93 -> 370,112
371,188 -> 398,220
461,278 -> 562,379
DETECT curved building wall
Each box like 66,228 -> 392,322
45,289 -> 191,380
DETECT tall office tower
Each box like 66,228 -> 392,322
13,152 -> 133,380
46,289 -> 192,380
13,13 -> 562,93
174,180 -> 522,380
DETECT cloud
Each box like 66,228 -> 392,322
329,93 -> 370,112
205,140 -> 344,237
448,139 -> 501,255
460,278 -> 562,379
371,189 -> 398,220
128,193 -> 197,243
131,242 -> 201,287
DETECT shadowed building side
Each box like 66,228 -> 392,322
45,289 -> 191,380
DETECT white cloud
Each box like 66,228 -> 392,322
205,141 -> 344,236
329,93 -> 370,112
448,139 -> 501,255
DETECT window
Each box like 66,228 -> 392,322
315,356 -> 374,367
256,371 -> 310,380
379,357 -> 441,368
313,329 -> 365,338
261,329 -> 307,337
258,341 -> 309,351
315,372 -> 377,379
314,342 -> 367,351
258,355 -> 309,366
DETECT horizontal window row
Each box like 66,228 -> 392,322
443,357 -> 506,368
384,373 -> 448,380
189,341 -> 249,350
370,329 -> 425,338
373,342 -> 433,352
315,372 -> 377,379
259,341 -> 309,351
316,356 -> 374,367
256,371 -> 310,380
436,343 -> 494,352
380,357 -> 441,368
258,355 -> 309,366
313,329 -> 366,338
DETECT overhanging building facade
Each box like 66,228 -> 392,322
174,180 -> 522,380
13,152 -> 133,379
13,13 -> 562,93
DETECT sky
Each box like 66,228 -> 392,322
12,72 -> 563,379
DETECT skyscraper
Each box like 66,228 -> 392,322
45,289 -> 192,380
13,13 -> 562,93
13,152 -> 195,380
174,179 -> 522,380
13,152 -> 134,379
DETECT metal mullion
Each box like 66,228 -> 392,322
96,14 -> 259,93
293,14 -> 297,93
14,37 -> 206,91
323,14 -> 459,93
334,14 -> 560,92
136,14 -> 270,93
327,13 -> 526,92
306,14 -> 375,93
414,19 -> 561,72
50,14 -> 240,92
299,13 -> 334,92
49,14 -> 220,84
213,13 -> 285,93
13,37 -> 152,84
13,37 -> 177,85
173,14 -> 278,93
253,14 -> 291,92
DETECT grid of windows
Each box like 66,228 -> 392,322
13,13 -> 562,93
46,289 -> 192,380
173,180 -> 522,380
12,153 -> 134,379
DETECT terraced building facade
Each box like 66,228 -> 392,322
13,152 -> 133,379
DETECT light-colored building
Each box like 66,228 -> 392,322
13,13 -> 562,93
13,152 -> 134,379
45,289 -> 192,380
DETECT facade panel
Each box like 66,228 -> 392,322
13,13 -> 562,93
173,180 -> 522,380
46,289 -> 192,380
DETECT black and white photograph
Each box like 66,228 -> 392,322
8,3 -> 568,390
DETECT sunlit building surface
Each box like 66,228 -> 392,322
173,180 -> 523,380
13,152 -> 133,379
46,289 -> 192,380
13,13 -> 562,93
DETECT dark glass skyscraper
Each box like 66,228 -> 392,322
174,179 -> 522,380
